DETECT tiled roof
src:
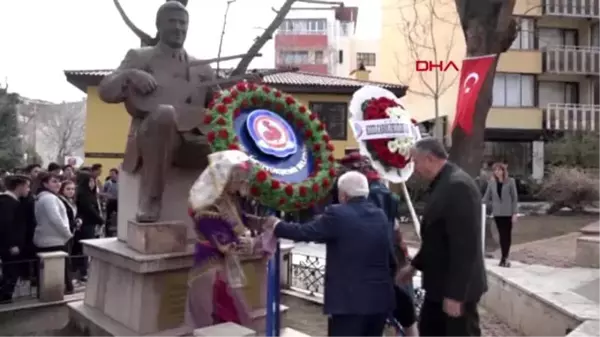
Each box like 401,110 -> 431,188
64,69 -> 408,96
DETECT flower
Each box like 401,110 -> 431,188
386,106 -> 409,120
387,136 -> 414,157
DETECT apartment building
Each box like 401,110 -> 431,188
380,0 -> 599,178
274,7 -> 381,78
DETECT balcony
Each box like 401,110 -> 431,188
543,0 -> 600,18
544,103 -> 600,131
542,46 -> 600,75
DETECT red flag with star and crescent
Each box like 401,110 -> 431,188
452,55 -> 497,135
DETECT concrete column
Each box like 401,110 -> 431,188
532,140 -> 545,181
37,251 -> 68,302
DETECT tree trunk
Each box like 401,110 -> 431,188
448,0 -> 517,177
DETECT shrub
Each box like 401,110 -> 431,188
538,166 -> 599,213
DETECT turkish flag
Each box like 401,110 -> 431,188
452,55 -> 497,135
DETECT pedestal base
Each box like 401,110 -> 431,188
127,220 -> 187,254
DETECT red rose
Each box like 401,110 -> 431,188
234,108 -> 241,118
317,123 -> 325,131
251,97 -> 259,106
326,142 -> 334,151
230,90 -> 238,98
294,201 -> 302,209
208,100 -> 215,109
218,129 -> 229,139
308,114 -> 316,121
328,168 -> 336,177
203,115 -> 212,125
262,86 -> 271,93
207,131 -> 216,142
322,178 -> 330,188
311,183 -> 320,193
299,186 -> 308,197
274,91 -> 282,98
223,96 -> 233,104
215,118 -> 226,125
250,186 -> 260,196
228,144 -> 239,150
275,103 -> 284,111
411,118 -> 417,124
279,198 -> 286,205
299,106 -> 307,113
236,82 -> 247,91
284,185 -> 294,196
255,170 -> 268,182
304,129 -> 313,138
271,180 -> 280,190
295,120 -> 304,129
216,104 -> 227,114
285,96 -> 295,105
322,134 -> 330,142
248,82 -> 257,91
241,100 -> 249,108
213,92 -> 221,99
315,157 -> 322,165
313,144 -> 321,152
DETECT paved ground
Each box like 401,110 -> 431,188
282,295 -> 521,336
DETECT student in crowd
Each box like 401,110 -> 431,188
62,165 -> 76,182
0,175 -> 31,303
102,168 -> 119,237
47,162 -> 62,176
33,172 -> 74,295
483,162 -> 519,267
20,164 -> 42,282
73,172 -> 104,282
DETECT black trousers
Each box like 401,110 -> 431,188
328,313 -> 387,336
393,284 -> 417,327
494,216 -> 513,260
419,298 -> 481,336
36,245 -> 73,292
0,254 -> 21,301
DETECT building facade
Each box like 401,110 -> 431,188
380,0 -> 599,178
274,7 -> 380,78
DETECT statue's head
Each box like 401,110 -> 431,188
167,0 -> 188,7
156,1 -> 188,49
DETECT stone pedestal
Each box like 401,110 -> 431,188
575,222 -> 600,268
37,251 -> 69,302
127,220 -> 187,254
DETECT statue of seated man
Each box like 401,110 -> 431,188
98,1 -> 217,222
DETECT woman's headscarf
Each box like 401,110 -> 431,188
188,150 -> 251,212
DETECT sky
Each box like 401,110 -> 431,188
0,0 -> 380,103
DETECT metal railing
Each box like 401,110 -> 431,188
542,46 -> 600,75
543,0 -> 600,18
544,103 -> 600,131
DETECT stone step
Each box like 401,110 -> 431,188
580,222 -> 600,236
575,235 -> 600,268
194,322 -> 307,337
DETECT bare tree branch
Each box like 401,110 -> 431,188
216,0 -> 237,75
231,0 -> 298,76
395,0 -> 460,138
37,101 -> 86,163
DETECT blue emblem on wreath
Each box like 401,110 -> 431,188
247,109 -> 298,158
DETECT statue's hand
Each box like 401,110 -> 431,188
126,69 -> 157,95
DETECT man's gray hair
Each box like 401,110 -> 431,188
413,137 -> 448,159
337,171 -> 369,198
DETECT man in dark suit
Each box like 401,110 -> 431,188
0,175 -> 31,303
265,171 -> 396,336
397,137 -> 487,336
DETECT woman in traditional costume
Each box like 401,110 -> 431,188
185,150 -> 276,329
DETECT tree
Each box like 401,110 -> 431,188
37,100 -> 86,164
447,0 -> 517,176
394,0 -> 460,139
545,132 -> 600,169
0,84 -> 24,170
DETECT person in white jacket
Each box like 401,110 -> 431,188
33,172 -> 74,294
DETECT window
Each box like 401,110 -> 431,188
510,18 -> 535,50
308,102 -> 348,140
279,19 -> 326,34
338,50 -> 344,64
592,23 -> 599,47
538,81 -> 578,107
538,28 -> 578,48
280,51 -> 309,65
492,73 -> 535,107
314,51 -> 324,64
356,52 -> 376,66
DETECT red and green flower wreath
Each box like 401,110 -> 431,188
361,97 -> 418,170
204,81 -> 336,212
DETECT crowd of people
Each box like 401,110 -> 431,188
0,161 -> 119,304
